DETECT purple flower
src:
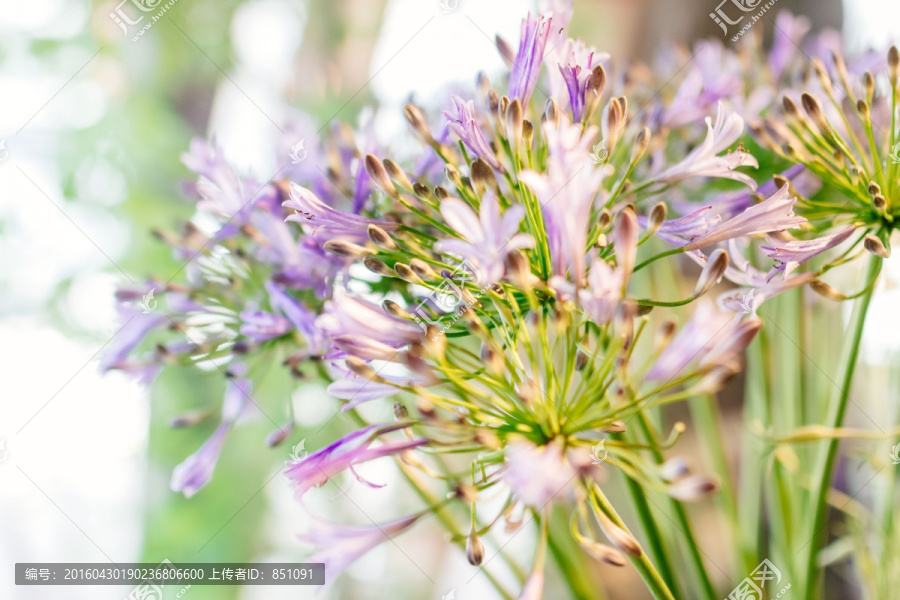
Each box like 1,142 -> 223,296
239,310 -> 291,342
326,361 -> 419,411
284,182 -> 397,244
761,227 -> 856,280
509,13 -> 553,106
443,96 -> 502,169
769,13 -> 811,80
298,512 -> 422,581
170,376 -> 252,497
100,301 -> 166,372
520,121 -> 604,281
434,192 -> 534,286
683,184 -> 806,250
317,289 -> 423,360
557,40 -> 606,122
654,102 -> 758,188
646,301 -> 760,382
283,424 -> 427,498
267,282 -> 326,352
502,439 -> 589,508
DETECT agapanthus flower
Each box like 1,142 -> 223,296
653,102 -> 759,188
761,227 -> 856,280
283,423 -> 426,498
502,439 -> 590,508
443,96 -> 502,169
508,12 -> 553,107
284,182 -> 397,243
434,192 -> 534,286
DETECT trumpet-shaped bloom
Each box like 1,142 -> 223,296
509,12 -> 553,106
283,424 -> 427,498
284,182 -> 397,243
444,96 -> 502,169
654,102 -> 758,188
434,192 -> 534,287
761,226 -> 856,279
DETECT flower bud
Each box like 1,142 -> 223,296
409,258 -> 438,281
383,299 -> 412,319
404,104 -> 432,141
600,420 -> 627,433
265,421 -> 295,447
668,474 -> 719,501
659,457 -> 690,482
325,240 -> 373,258
543,98 -> 561,127
466,529 -> 485,566
392,401 -> 409,421
594,508 -> 641,557
470,158 -> 497,194
631,127 -> 651,163
864,233 -> 890,258
368,224 -> 397,250
365,154 -> 398,198
363,257 -> 395,277
646,201 -> 667,237
578,540 -> 626,566
394,262 -> 425,284
889,46 -> 899,87
383,158 -> 413,192
810,279 -> 848,301
345,356 -> 384,382
506,98 -> 524,151
694,249 -> 729,297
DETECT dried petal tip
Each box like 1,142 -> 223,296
466,530 -> 485,566
368,224 -> 397,250
864,233 -> 890,258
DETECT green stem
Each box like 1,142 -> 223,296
547,508 -> 598,600
802,254 -> 882,599
590,484 -> 676,600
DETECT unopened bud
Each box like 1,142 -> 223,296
444,163 -> 463,189
579,540 -> 626,566
544,98 -> 561,126
404,104 -> 433,141
810,279 -> 848,301
363,257 -> 395,277
522,120 -> 534,151
495,35 -> 514,68
466,529 -> 485,566
632,127 -> 651,163
668,474 -> 719,501
470,158 -> 497,194
874,194 -> 887,211
506,98 -> 524,151
365,155 -> 398,198
694,249 -> 729,296
325,240 -> 373,258
409,258 -> 438,281
864,233 -> 890,257
594,508 -> 641,557
392,401 -> 409,421
659,458 -> 690,482
265,421 -> 295,447
345,356 -> 383,381
394,262 -> 425,284
413,182 -> 434,201
600,421 -> 627,433
646,202 -> 667,237
383,158 -> 413,192
889,46 -> 900,86
368,224 -> 397,250
782,95 -> 799,117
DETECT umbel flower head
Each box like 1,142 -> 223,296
97,3 -> 872,597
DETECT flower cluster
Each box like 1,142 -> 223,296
103,4 -> 896,598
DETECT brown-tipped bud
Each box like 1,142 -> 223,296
383,300 -> 411,320
890,46 -> 900,86
801,93 -> 827,128
868,181 -> 882,196
654,319 -> 677,351
575,350 -> 589,371
874,194 -> 887,211
409,258 -> 438,281
324,240 -> 373,258
470,158 -> 497,194
506,98 -> 524,151
522,119 -> 534,151
368,224 -> 397,250
404,104 -> 432,141
265,421 -> 295,447
495,35 -> 514,68
394,262 -> 425,284
782,95 -> 799,117
646,201 -> 667,237
345,355 -> 383,382
594,509 -> 642,557
365,154 -> 398,198
499,95 -> 510,121
659,458 -> 690,482
601,421 -> 627,433
597,208 -> 612,231
694,248 -> 729,296
505,251 -> 536,290
857,99 -> 870,120
392,401 -> 409,421
579,540 -> 627,566
606,98 -> 624,150
811,57 -> 831,90
413,182 -> 433,201
668,474 -> 719,501
544,98 -> 561,126
864,233 -> 890,257
363,256 -> 395,277
444,164 -> 463,189
864,72 -> 875,103
434,186 -> 450,200
481,342 -> 505,375
466,530 -> 486,566
169,410 -> 212,428
810,279 -> 848,301
383,158 -> 413,192
630,127 -> 650,163
487,90 -> 501,119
